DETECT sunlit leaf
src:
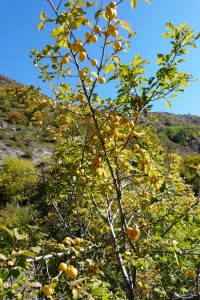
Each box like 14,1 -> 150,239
0,254 -> 7,261
130,0 -> 138,9
0,225 -> 14,238
1,269 -> 10,281
86,1 -> 96,8
181,80 -> 189,87
103,63 -> 115,74
165,100 -> 171,108
177,23 -> 188,32
91,71 -> 98,78
38,22 -> 45,31
162,32 -> 174,38
119,20 -> 132,33
95,9 -> 102,19
128,31 -> 137,38
165,22 -> 175,31
72,288 -> 79,299
40,11 -> 47,21
29,282 -> 42,288
113,56 -> 121,63
51,26 -> 65,38
169,94 -> 178,98
13,228 -> 28,241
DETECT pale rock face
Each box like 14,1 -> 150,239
0,73 -> 20,85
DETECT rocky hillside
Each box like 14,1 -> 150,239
151,112 -> 200,154
0,74 -> 200,167
0,74 -> 54,166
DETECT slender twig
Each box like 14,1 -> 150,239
57,0 -> 63,11
47,0 -> 58,15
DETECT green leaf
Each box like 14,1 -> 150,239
135,67 -> 146,74
156,58 -> 164,65
128,31 -> 137,38
154,288 -> 167,296
48,256 -> 61,266
165,100 -> 171,108
13,228 -> 28,241
103,63 -> 115,75
76,0 -> 85,6
60,83 -> 71,91
133,53 -> 142,67
188,42 -> 196,49
179,48 -> 189,54
56,37 -> 68,48
165,22 -> 175,31
177,23 -> 188,32
0,225 -> 14,238
0,254 -> 8,261
86,2 -> 96,8
17,293 -> 23,300
38,22 -> 45,31
1,269 -> 10,281
51,26 -> 65,38
72,288 -> 79,299
162,32 -> 173,38
40,11 -> 47,21
29,282 -> 42,288
169,94 -> 178,98
0,278 -> 4,291
107,75 -> 117,83
113,56 -> 121,63
11,269 -> 20,279
181,80 -> 188,87
95,9 -> 102,19
0,290 -> 12,298
177,59 -> 186,64
182,33 -> 195,46
21,251 -> 36,258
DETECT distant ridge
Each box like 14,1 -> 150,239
0,74 -> 21,85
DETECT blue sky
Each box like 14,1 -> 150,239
1,0 -> 200,115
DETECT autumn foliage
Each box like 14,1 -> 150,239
0,1 -> 200,299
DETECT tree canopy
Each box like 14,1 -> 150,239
0,1 -> 200,299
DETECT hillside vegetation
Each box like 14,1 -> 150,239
1,74 -> 200,166
0,73 -> 200,299
0,74 -> 55,165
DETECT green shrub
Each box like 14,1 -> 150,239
0,201 -> 38,227
0,157 -> 39,202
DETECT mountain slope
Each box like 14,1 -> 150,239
0,74 -> 200,167
0,74 -> 54,166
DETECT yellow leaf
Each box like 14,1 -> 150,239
103,63 -> 115,75
40,11 -> 47,21
165,100 -> 171,108
30,282 -> 42,288
113,56 -> 121,63
120,20 -> 132,33
130,0 -> 138,9
38,22 -> 45,31
51,26 -> 66,38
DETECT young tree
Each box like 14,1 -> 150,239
1,1 -> 200,299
